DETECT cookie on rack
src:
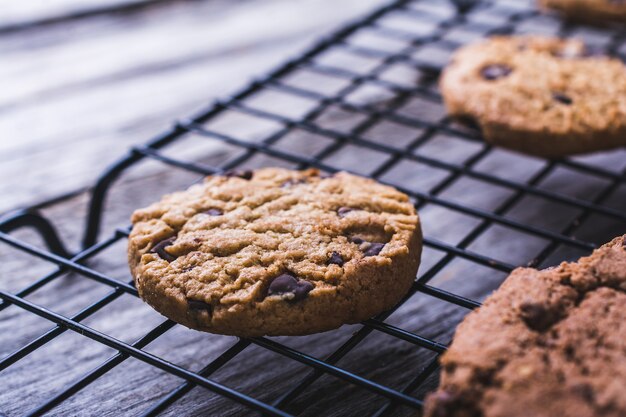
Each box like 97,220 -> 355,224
439,36 -> 626,157
424,234 -> 626,417
128,167 -> 422,337
539,0 -> 626,22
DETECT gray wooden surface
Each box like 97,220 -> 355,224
1,0 -> 626,416
0,0 -> 381,214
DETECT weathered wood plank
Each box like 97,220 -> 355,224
0,0 -> 382,213
0,0 -> 192,31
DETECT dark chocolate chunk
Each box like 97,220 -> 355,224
224,169 -> 253,180
552,92 -> 573,105
337,207 -> 354,217
150,237 -> 176,262
188,299 -> 212,314
480,64 -> 512,81
349,237 -> 385,256
363,242 -> 385,257
519,301 -> 559,332
205,208 -> 223,216
328,251 -> 344,266
268,273 -> 314,302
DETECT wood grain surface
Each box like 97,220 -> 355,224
1,0 -> 626,416
0,0 -> 381,213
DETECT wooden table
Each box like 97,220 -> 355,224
0,0 -> 381,214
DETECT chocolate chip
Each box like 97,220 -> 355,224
224,169 -> 253,180
519,301 -> 559,332
350,237 -> 385,256
328,251 -> 344,266
268,273 -> 314,302
552,92 -> 573,105
480,64 -> 512,81
363,242 -> 385,257
150,237 -> 176,262
188,299 -> 212,314
205,208 -> 223,216
337,207 -> 353,217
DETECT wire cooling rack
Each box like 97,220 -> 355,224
1,0 -> 626,416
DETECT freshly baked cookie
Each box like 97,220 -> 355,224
439,36 -> 626,157
128,168 -> 422,337
424,235 -> 626,417
539,0 -> 626,22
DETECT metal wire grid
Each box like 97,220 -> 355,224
1,0 -> 626,415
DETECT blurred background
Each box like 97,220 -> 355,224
1,0 -> 382,214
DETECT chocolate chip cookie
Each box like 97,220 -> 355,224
128,168 -> 422,336
424,235 -> 626,417
439,36 -> 626,157
539,0 -> 626,22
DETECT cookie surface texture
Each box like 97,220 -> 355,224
539,0 -> 626,22
440,36 -> 626,157
424,235 -> 626,417
128,168 -> 422,337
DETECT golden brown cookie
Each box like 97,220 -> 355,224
128,168 -> 422,336
424,235 -> 626,417
539,0 -> 626,22
439,36 -> 626,157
